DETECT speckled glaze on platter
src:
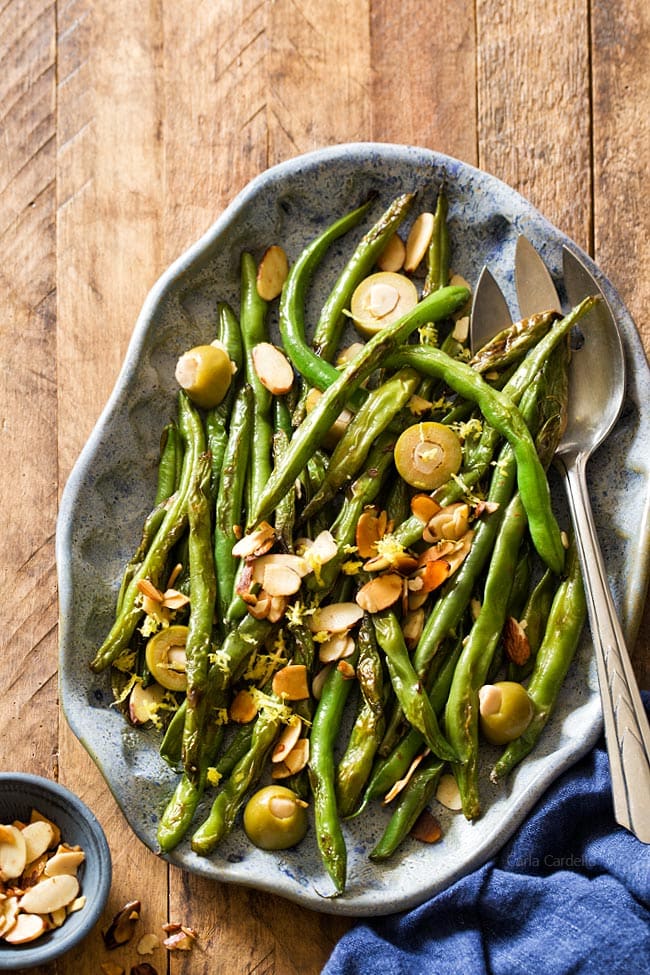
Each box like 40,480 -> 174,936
56,143 -> 650,917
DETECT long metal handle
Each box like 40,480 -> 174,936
557,451 -> 650,843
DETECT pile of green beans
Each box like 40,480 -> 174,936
92,188 -> 590,896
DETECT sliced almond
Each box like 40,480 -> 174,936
129,681 -> 167,726
29,811 -> 61,848
247,593 -> 272,620
19,874 -> 79,915
262,563 -> 303,597
410,809 -> 443,844
411,494 -> 442,524
377,232 -> 406,272
312,665 -> 332,700
452,314 -> 470,341
355,508 -> 388,559
256,244 -> 289,301
503,617 -> 531,666
404,212 -> 434,273
232,522 -> 275,558
309,602 -> 363,634
49,906 -> 68,928
384,749 -> 429,803
318,632 -> 355,663
407,393 -> 433,416
21,820 -> 56,864
423,502 -> 471,543
436,772 -> 463,811
449,274 -> 472,321
267,594 -> 289,623
356,574 -> 403,613
272,664 -> 310,701
271,761 -> 292,780
229,689 -> 259,723
67,894 -> 86,914
282,738 -> 309,774
364,551 -> 418,575
271,716 -> 303,763
0,824 -> 27,881
252,553 -> 310,586
416,559 -> 451,594
403,608 -> 425,648
161,588 -> 190,611
336,660 -> 356,679
137,932 -> 161,955
408,586 -> 430,611
252,341 -> 294,395
0,895 -> 19,937
136,578 -> 163,602
306,530 -> 339,566
3,911 -> 47,944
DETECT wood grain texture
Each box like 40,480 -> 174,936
0,0 -> 647,972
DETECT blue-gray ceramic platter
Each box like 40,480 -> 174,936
56,143 -> 650,917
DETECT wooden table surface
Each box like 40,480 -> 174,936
2,1 -> 648,972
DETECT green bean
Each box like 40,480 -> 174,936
301,368 -> 420,520
91,392 -> 205,672
279,198 -> 375,391
372,611 -> 457,763
422,189 -> 450,297
445,491 -> 529,819
467,311 -> 558,374
214,384 -> 253,624
155,422 -> 182,505
182,454 -> 217,783
191,702 -> 283,855
308,644 -> 360,894
160,697 -> 187,768
370,755 -> 445,860
386,345 -> 564,574
217,300 -> 244,372
273,397 -> 297,551
240,252 -> 273,507
336,615 -> 387,817
313,192 -> 415,362
492,536 -> 586,782
251,284 -> 470,527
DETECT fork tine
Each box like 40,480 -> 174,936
468,265 -> 513,354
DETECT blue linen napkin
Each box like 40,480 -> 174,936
323,693 -> 650,975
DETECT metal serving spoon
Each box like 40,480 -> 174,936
469,240 -> 650,843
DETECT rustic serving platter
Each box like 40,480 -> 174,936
56,144 -> 650,916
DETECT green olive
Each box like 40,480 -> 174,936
243,785 -> 308,851
350,271 -> 418,337
175,343 -> 233,409
478,681 -> 534,745
394,421 -> 463,490
145,625 -> 188,692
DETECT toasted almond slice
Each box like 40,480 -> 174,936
377,232 -> 406,272
252,341 -> 294,395
136,577 -> 163,602
271,761 -> 292,780
272,664 -> 309,701
407,394 -> 433,416
411,494 -> 442,524
283,738 -> 310,774
404,212 -> 434,272
356,574 -> 403,613
232,522 -> 275,558
161,588 -> 191,610
309,602 -> 363,634
384,749 -> 429,804
335,342 -> 365,366
247,594 -> 272,620
417,559 -> 451,594
0,895 -> 19,937
19,874 -> 79,915
403,608 -> 425,648
423,502 -> 471,543
49,906 -> 68,928
312,665 -> 332,700
252,553 -> 310,585
29,811 -> 61,848
436,772 -> 463,811
44,846 -> 85,877
3,911 -> 47,944
262,563 -> 303,597
21,820 -> 55,865
449,274 -> 472,321
336,660 -> 356,679
503,616 -> 531,666
256,244 -> 289,301
445,530 -> 474,573
307,530 -> 339,565
318,632 -> 355,663
267,594 -> 289,623
271,715 -> 303,763
137,932 -> 161,955
0,824 -> 27,881
355,508 -> 388,559
452,314 -> 470,341
410,809 -> 443,844
418,539 -> 460,564
408,587 -> 430,611
229,689 -> 258,724
67,894 -> 86,914
129,681 -> 167,726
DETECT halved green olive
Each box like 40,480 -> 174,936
243,785 -> 308,851
478,681 -> 534,745
175,343 -> 232,409
350,271 -> 418,338
145,625 -> 188,692
394,421 -> 462,490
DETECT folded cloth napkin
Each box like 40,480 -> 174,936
323,693 -> 650,975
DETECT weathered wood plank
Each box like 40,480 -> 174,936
476,0 -> 592,248
591,0 -> 650,686
55,2 -> 170,972
0,0 -> 58,780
